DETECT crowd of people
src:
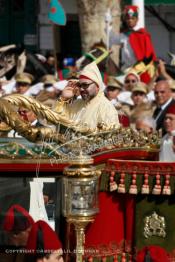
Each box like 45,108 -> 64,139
0,5 -> 174,161
0,4 -> 174,262
0,54 -> 175,161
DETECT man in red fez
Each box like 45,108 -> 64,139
0,177 -> 31,258
26,220 -> 63,262
55,61 -> 120,130
3,204 -> 34,248
107,5 -> 156,83
159,104 -> 175,161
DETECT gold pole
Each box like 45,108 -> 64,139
75,223 -> 86,262
67,217 -> 95,262
65,222 -> 71,262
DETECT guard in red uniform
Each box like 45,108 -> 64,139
108,5 -> 157,83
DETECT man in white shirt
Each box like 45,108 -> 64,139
159,105 -> 175,162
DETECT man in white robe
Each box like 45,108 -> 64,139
55,62 -> 120,131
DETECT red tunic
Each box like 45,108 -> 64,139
129,28 -> 156,62
129,28 -> 157,83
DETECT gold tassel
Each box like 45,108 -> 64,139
152,172 -> 161,195
118,172 -> 126,193
163,174 -> 171,195
129,171 -> 137,194
141,171 -> 149,194
109,171 -> 118,192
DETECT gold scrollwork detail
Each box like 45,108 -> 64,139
144,211 -> 166,239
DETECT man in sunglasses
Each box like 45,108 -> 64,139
124,72 -> 140,91
55,62 -> 120,131
14,72 -> 34,95
117,71 -> 140,107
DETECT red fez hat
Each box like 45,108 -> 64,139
3,204 -> 34,232
136,245 -> 169,262
166,105 -> 175,115
123,5 -> 139,18
26,220 -> 62,254
79,75 -> 92,81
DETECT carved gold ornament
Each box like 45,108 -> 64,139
144,211 -> 166,239
0,94 -> 161,160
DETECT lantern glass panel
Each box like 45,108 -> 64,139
62,177 -> 99,217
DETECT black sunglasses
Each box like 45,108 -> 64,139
78,82 -> 94,89
125,80 -> 137,84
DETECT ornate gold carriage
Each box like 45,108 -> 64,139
0,94 -> 174,262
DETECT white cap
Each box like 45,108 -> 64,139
80,61 -> 103,89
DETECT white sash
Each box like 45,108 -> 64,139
29,179 -> 49,222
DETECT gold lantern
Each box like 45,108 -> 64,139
62,153 -> 101,262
